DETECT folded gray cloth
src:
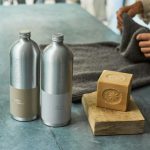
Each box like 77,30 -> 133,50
119,14 -> 150,62
40,14 -> 150,101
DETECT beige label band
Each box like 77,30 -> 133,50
10,86 -> 39,119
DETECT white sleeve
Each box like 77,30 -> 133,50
137,0 -> 150,23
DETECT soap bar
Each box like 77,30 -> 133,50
97,70 -> 133,111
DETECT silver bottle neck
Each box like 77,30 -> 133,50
52,33 -> 64,43
19,30 -> 31,40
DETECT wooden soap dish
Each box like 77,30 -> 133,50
82,92 -> 145,136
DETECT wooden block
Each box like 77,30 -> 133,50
82,92 -> 145,136
97,70 -> 133,111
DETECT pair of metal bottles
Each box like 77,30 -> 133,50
10,31 -> 73,126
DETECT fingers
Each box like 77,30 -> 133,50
127,2 -> 143,17
116,6 -> 129,25
139,41 -> 150,47
137,33 -> 150,40
116,9 -> 123,25
138,38 -> 150,58
140,45 -> 150,58
116,6 -> 131,31
140,49 -> 150,58
143,53 -> 150,58
117,21 -> 123,32
137,33 -> 150,58
141,47 -> 150,53
140,48 -> 150,58
117,6 -> 131,22
137,33 -> 150,48
116,2 -> 142,31
127,8 -> 136,17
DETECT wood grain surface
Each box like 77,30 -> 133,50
82,92 -> 145,135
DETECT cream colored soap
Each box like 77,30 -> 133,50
97,70 -> 133,111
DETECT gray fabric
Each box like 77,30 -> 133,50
40,14 -> 150,101
119,14 -> 150,62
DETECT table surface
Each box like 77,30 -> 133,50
0,4 -> 150,150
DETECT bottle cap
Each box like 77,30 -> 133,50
52,33 -> 64,42
19,30 -> 31,38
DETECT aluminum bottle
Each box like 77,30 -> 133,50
10,30 -> 40,121
41,33 -> 73,127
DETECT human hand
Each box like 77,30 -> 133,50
116,1 -> 143,31
137,33 -> 150,58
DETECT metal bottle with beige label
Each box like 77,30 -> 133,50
41,33 -> 73,127
10,30 -> 40,121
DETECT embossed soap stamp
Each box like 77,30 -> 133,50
102,89 -> 122,105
